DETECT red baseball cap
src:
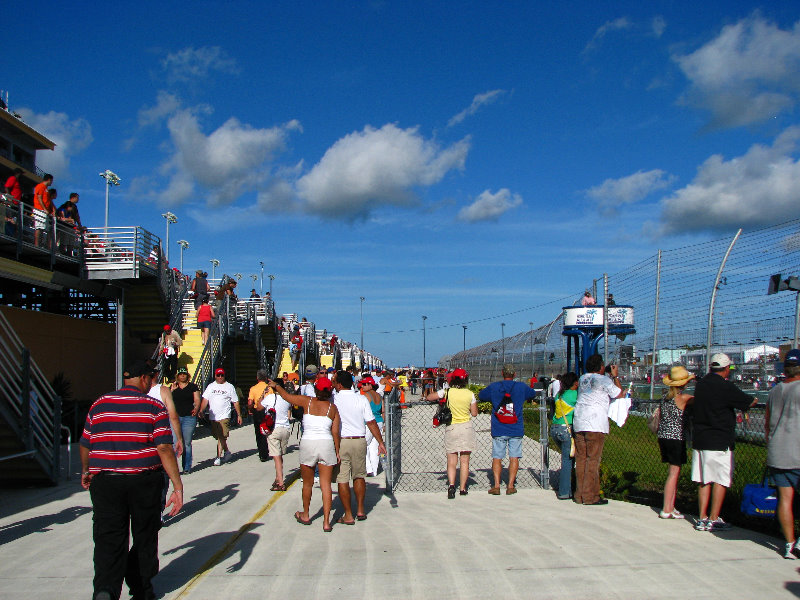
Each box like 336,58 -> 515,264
314,378 -> 332,392
214,368 -> 225,376
450,368 -> 468,378
359,376 -> 376,387
163,325 -> 171,332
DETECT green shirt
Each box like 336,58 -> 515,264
552,389 -> 578,426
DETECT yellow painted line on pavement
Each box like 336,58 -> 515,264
171,471 -> 300,599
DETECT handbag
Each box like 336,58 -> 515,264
647,406 -> 661,434
432,391 -> 452,428
741,472 -> 777,518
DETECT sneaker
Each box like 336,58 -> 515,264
659,510 -> 685,520
221,451 -> 232,463
694,518 -> 710,531
213,457 -> 221,466
708,517 -> 732,531
784,541 -> 797,559
447,485 -> 456,499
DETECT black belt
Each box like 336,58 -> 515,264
341,436 -> 365,439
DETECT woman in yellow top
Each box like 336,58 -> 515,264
425,368 -> 478,499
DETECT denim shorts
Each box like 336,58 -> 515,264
770,467 -> 800,489
492,436 -> 523,459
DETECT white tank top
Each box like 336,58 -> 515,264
302,401 -> 333,441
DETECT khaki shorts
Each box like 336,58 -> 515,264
444,420 -> 476,454
210,418 -> 230,440
299,438 -> 337,467
691,449 -> 733,487
267,426 -> 290,456
335,437 -> 368,483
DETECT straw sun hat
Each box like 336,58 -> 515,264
662,366 -> 695,387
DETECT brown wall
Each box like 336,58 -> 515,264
1,305 -> 115,404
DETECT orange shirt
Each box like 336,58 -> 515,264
33,182 -> 52,212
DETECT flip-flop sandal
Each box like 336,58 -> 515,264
356,514 -> 367,521
272,483 -> 286,492
294,511 -> 312,525
270,482 -> 280,491
323,525 -> 333,532
336,517 -> 356,525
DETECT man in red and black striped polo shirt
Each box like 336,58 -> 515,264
80,360 -> 184,600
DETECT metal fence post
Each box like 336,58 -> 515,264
706,229 -> 742,371
539,401 -> 550,489
603,273 -> 609,367
650,250 -> 662,402
21,348 -> 32,450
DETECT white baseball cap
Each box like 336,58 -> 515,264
710,353 -> 731,369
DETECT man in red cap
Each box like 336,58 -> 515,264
199,368 -> 243,465
158,324 -> 183,382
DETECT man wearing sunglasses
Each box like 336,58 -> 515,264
199,368 -> 243,465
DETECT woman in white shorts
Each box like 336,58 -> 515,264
271,376 -> 340,532
261,378 -> 293,491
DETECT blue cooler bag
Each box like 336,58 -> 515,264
741,479 -> 777,518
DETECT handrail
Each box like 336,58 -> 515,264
83,226 -> 162,277
192,294 -> 232,392
150,254 -> 189,379
0,309 -> 62,482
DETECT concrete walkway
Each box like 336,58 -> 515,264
1,422 -> 799,599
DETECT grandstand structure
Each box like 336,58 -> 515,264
0,104 -> 382,486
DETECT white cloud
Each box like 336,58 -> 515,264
657,126 -> 800,233
448,89 -> 507,127
15,109 -> 93,178
651,16 -> 667,38
587,169 -> 676,213
155,107 -> 301,205
674,15 -> 800,128
457,188 -> 522,222
161,46 -> 240,82
584,17 -> 632,53
296,124 -> 470,219
137,91 -> 181,127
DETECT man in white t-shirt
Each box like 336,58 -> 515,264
333,371 -> 386,524
572,355 -> 625,505
300,364 -> 318,397
200,368 -> 242,465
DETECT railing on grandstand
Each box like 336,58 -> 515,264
83,226 -> 162,278
0,309 -> 62,483
0,193 -> 86,270
192,294 -> 232,392
150,253 -> 189,378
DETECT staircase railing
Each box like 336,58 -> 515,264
192,294 -> 232,392
0,310 -> 62,483
150,252 -> 189,378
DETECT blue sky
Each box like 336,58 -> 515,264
5,2 -> 800,366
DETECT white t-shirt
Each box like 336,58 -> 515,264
334,388 -> 375,437
572,373 -> 621,434
202,381 -> 236,421
260,391 -> 292,428
548,379 -> 561,398
148,384 -> 166,406
300,382 -> 315,397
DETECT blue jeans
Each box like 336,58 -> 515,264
550,424 -> 573,498
179,416 -> 198,471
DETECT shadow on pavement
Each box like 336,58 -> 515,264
162,483 -> 240,527
157,524 -> 262,596
0,505 -> 92,545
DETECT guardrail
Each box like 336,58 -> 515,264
0,309 -> 62,483
84,226 -> 161,279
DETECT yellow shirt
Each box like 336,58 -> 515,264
398,375 -> 408,388
438,387 -> 475,424
248,382 -> 268,407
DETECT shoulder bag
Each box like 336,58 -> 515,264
432,390 -> 452,428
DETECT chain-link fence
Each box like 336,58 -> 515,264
384,388 -> 551,493
446,219 -> 800,391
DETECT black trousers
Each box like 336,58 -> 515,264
89,470 -> 165,600
163,354 -> 177,381
251,410 -> 270,461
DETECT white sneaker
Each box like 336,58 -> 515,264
659,509 -> 685,519
221,451 -> 232,463
785,541 -> 796,559
213,457 -> 221,466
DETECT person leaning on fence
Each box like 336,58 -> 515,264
550,372 -> 578,500
571,354 -> 625,505
478,365 -> 537,495
657,366 -> 695,520
425,369 -> 478,499
691,353 -> 758,532
765,349 -> 800,558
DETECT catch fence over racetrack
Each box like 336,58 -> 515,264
445,218 -> 800,391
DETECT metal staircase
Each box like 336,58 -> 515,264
0,310 -> 62,485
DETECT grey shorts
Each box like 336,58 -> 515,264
299,438 -> 337,467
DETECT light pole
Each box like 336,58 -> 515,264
268,274 -> 275,295
360,297 -> 365,349
250,274 -> 258,292
462,325 -> 467,352
161,212 -> 177,263
501,322 -> 506,364
259,262 -> 265,296
99,169 -> 121,233
422,316 -> 428,368
234,273 -> 242,281
210,259 -> 219,281
177,240 -> 189,272
529,321 -> 534,378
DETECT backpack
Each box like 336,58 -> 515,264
432,391 -> 452,428
495,388 -> 518,424
260,408 -> 276,436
